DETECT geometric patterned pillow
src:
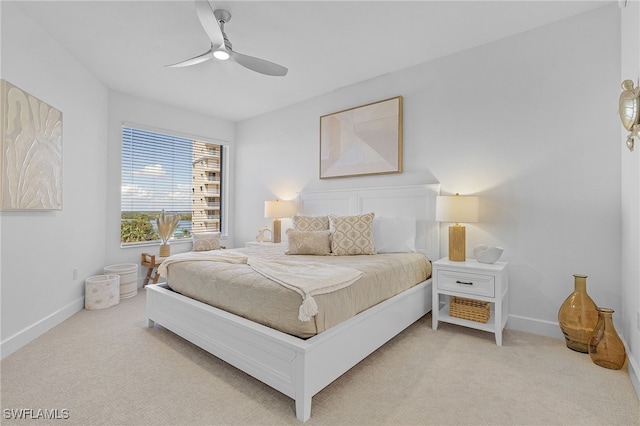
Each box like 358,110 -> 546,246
329,212 -> 376,255
292,215 -> 330,231
191,232 -> 221,251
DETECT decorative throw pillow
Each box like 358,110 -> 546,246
285,229 -> 331,255
292,215 -> 330,231
372,217 -> 417,253
192,232 -> 221,251
330,212 -> 376,255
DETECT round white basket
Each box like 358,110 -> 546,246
104,263 -> 138,299
85,274 -> 120,310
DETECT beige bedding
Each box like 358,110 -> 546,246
163,245 -> 432,338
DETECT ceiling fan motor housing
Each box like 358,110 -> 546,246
214,9 -> 231,24
214,10 -> 233,51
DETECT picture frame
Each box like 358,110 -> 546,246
1,79 -> 63,210
320,96 -> 402,179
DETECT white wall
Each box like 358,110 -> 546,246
236,6 -> 622,339
620,0 -> 640,400
0,4 -> 236,359
0,2 -> 109,357
105,92 -> 236,270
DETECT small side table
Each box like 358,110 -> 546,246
432,258 -> 509,345
141,253 -> 167,286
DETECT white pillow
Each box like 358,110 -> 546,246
372,217 -> 416,253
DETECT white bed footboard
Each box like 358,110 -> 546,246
146,279 -> 432,421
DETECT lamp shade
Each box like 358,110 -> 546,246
264,200 -> 295,219
435,194 -> 479,224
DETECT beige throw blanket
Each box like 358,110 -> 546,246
248,258 -> 363,322
158,250 -> 248,277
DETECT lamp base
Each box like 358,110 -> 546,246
448,224 -> 466,261
273,219 -> 281,243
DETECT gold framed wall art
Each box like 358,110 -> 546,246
1,80 -> 63,210
320,96 -> 402,179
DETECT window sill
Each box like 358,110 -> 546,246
120,239 -> 192,249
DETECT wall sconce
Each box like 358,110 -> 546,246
264,200 -> 296,243
619,79 -> 640,152
435,193 -> 479,262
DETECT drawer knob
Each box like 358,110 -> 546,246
456,280 -> 474,286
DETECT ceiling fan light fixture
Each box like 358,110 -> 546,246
213,49 -> 230,60
167,3 -> 287,76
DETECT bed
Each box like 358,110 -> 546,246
145,184 -> 440,421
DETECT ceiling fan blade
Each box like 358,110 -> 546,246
229,50 -> 288,77
166,47 -> 213,67
195,0 -> 224,46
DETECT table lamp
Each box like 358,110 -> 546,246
435,193 -> 479,261
264,200 -> 295,243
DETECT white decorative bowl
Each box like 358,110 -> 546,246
473,245 -> 504,264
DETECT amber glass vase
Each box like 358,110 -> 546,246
558,274 -> 598,353
588,308 -> 626,370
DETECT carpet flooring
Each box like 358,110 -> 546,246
1,289 -> 639,425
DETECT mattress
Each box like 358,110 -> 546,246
164,244 -> 432,338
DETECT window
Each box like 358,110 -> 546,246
121,125 -> 227,245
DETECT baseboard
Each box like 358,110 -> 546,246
506,314 -> 564,340
625,343 -> 640,400
0,296 -> 84,360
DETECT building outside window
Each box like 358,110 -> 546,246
191,140 -> 223,234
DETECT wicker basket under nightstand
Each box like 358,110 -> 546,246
450,296 -> 491,323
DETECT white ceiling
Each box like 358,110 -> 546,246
15,0 -> 611,122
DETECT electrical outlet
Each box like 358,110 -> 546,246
73,268 -> 78,280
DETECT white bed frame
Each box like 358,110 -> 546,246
146,184 -> 440,421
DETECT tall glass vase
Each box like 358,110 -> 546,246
558,274 -> 598,353
588,308 -> 626,370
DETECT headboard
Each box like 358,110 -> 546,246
297,184 -> 440,261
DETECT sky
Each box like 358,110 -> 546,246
121,127 -> 193,212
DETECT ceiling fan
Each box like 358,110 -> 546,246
166,1 -> 288,77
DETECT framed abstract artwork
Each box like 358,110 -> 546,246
1,80 -> 63,210
320,96 -> 403,179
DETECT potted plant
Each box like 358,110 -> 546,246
157,210 -> 180,257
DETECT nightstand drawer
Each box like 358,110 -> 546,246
437,269 -> 495,297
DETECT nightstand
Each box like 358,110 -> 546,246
432,258 -> 509,345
